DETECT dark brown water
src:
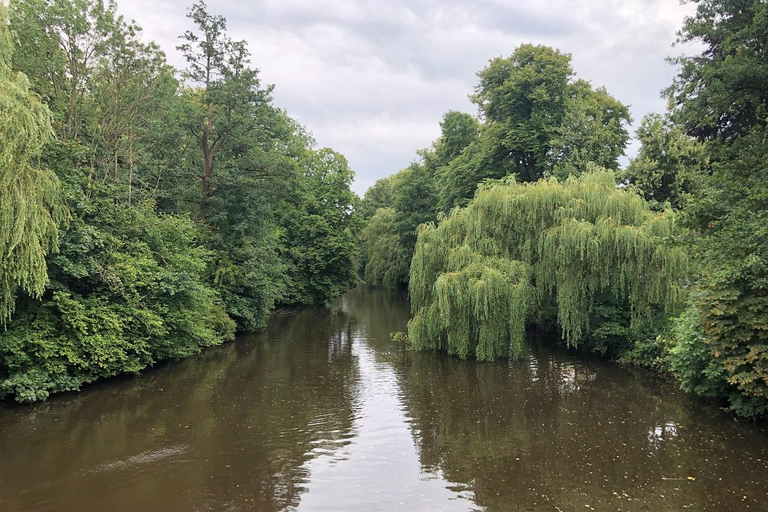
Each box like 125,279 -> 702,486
1,287 -> 767,512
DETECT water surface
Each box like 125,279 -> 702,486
1,287 -> 766,511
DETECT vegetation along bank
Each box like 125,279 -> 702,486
2,0 -> 767,419
360,0 -> 768,418
0,1 -> 360,402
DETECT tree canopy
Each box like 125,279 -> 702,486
437,45 -> 631,211
407,170 -> 687,361
0,0 -> 361,402
665,0 -> 768,417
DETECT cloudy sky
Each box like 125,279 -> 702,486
117,0 -> 698,195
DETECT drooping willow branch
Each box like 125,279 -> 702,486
0,8 -> 68,323
407,169 -> 687,361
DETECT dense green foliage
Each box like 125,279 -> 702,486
621,114 -> 707,210
0,0 -> 360,402
280,149 -> 361,305
407,171 -> 687,361
360,161 -> 438,287
1,199 -> 236,402
0,6 -> 67,324
359,47 -> 631,290
439,45 -> 631,210
362,1 -> 768,418
3,0 -> 768,420
663,0 -> 768,417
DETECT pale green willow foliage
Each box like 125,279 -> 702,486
0,8 -> 67,323
363,208 -> 411,286
408,169 -> 687,361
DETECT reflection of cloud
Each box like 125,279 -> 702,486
557,362 -> 596,393
117,0 -> 698,195
647,421 -> 680,448
528,354 -> 539,382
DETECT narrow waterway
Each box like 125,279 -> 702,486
1,287 -> 767,511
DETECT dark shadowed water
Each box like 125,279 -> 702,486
1,287 -> 767,511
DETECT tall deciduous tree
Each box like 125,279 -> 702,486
9,0 -> 125,141
438,44 -> 631,211
472,44 -> 572,183
9,0 -> 176,204
177,0 -> 272,221
359,176 -> 394,219
622,114 -> 707,210
423,111 -> 479,171
282,149 -> 361,305
549,80 -> 631,179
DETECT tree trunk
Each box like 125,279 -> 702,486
198,104 -> 215,222
199,149 -> 213,221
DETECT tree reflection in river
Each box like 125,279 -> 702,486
392,335 -> 768,511
335,286 -> 768,512
1,287 -> 767,512
0,307 -> 359,512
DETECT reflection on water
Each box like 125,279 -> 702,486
0,307 -> 360,512
292,327 -> 475,512
1,287 -> 767,512
647,421 -> 680,448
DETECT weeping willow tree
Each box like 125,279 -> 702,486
0,7 -> 67,323
408,169 -> 688,361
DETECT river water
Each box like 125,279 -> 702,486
1,287 -> 767,511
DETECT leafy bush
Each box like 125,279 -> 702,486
0,200 -> 235,402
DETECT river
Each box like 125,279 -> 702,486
1,287 -> 767,511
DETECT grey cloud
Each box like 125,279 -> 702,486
117,0 -> 697,195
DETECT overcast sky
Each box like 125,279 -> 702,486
117,0 -> 697,195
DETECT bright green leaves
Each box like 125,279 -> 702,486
438,45 -> 631,211
410,249 -> 532,361
408,171 -> 687,361
0,202 -> 235,402
0,5 -> 67,324
361,44 -> 631,295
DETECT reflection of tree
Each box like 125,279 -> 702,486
0,307 -> 359,512
395,336 -> 760,511
647,422 -> 680,449
2,289 -> 767,512
336,286 -> 411,344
